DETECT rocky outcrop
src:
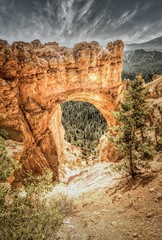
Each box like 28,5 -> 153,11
0,39 -> 125,181
146,76 -> 162,98
145,76 -> 162,145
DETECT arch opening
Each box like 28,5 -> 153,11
55,101 -> 109,181
61,101 -> 108,163
47,90 -> 118,182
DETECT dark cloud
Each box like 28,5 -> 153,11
0,0 -> 162,46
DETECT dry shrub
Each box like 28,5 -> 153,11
0,171 -> 73,240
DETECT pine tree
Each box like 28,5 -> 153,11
112,77 -> 153,178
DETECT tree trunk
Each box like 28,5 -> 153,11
129,145 -> 136,178
129,124 -> 136,178
140,129 -> 145,143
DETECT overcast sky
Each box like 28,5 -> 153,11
0,0 -> 162,46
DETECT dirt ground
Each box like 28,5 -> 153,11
53,153 -> 162,240
4,140 -> 162,240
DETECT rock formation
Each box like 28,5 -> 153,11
0,39 -> 126,181
145,76 -> 162,145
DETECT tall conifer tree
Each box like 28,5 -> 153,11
113,77 -> 153,178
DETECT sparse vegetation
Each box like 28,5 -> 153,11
0,129 -> 73,240
0,170 -> 73,240
0,128 -> 15,180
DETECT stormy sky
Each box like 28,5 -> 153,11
0,0 -> 162,46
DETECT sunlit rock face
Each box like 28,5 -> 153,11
0,39 -> 126,181
145,76 -> 162,143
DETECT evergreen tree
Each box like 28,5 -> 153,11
112,77 -> 153,178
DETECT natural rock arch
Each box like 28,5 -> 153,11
51,93 -> 117,164
0,39 -> 126,181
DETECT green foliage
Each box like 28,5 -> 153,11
123,49 -> 162,82
23,169 -> 53,196
110,78 -> 153,177
110,162 -> 128,173
0,185 -> 9,206
0,170 -> 73,240
61,101 -> 107,161
0,133 -> 72,239
0,129 -> 15,180
0,128 -> 8,140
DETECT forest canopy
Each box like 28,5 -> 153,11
61,101 -> 108,160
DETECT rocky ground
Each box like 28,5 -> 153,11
51,153 -> 162,240
4,139 -> 162,240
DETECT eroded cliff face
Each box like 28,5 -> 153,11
0,39 -> 125,182
146,76 -> 162,144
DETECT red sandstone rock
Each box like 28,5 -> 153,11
0,39 -> 126,181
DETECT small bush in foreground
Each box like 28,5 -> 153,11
0,171 -> 73,240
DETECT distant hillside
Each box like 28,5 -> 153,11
125,36 -> 162,52
123,49 -> 162,81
